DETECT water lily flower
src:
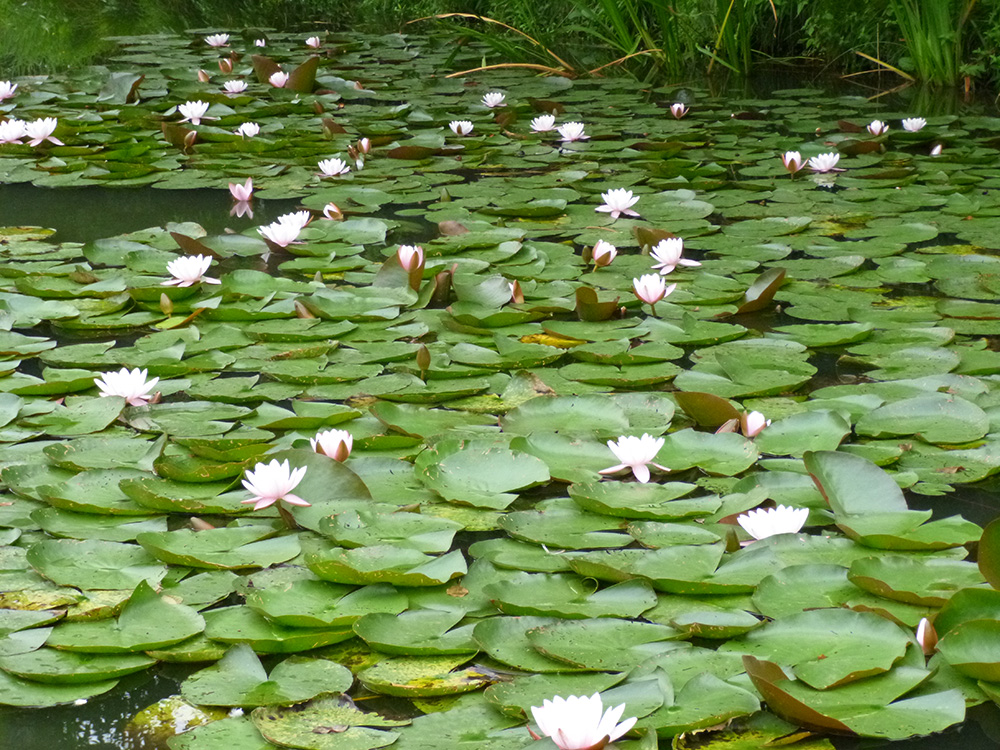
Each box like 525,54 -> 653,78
632,273 -> 675,314
0,118 -> 26,144
741,410 -> 770,437
902,117 -> 926,132
670,102 -> 688,119
223,80 -> 248,94
397,245 -> 424,272
25,118 -> 63,146
236,122 -> 260,138
738,505 -> 808,540
557,122 -> 588,142
254,38 -> 266,47
305,36 -> 321,49
808,152 -> 841,173
482,92 -> 505,108
916,617 -> 938,655
241,459 -> 309,511
258,220 -> 302,247
931,143 -> 943,156
311,429 -> 352,461
204,33 -> 229,47
95,367 -> 159,406
0,81 -> 17,101
596,188 -> 640,220
318,157 -> 350,177
449,120 -> 473,136
323,202 -> 343,220
591,240 -> 616,268
530,694 -> 637,750
868,120 -> 888,135
269,71 -> 289,88
178,100 -> 211,125
163,254 -> 221,287
600,434 -> 668,484
230,200 -> 253,218
228,178 -> 253,202
531,114 -> 556,132
650,238 -> 700,274
781,150 -> 804,174
357,138 -> 371,156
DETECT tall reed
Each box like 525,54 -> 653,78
889,0 -> 979,84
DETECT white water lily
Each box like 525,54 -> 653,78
595,188 -> 640,220
397,245 -> 424,272
670,102 -> 688,119
204,33 -> 229,47
178,100 -> 211,125
305,36 -> 321,48
241,459 -> 309,511
228,177 -> 253,202
236,122 -> 260,138
24,118 -> 62,146
530,694 -> 637,750
808,152 -> 841,173
278,210 -> 313,230
591,240 -> 616,268
269,71 -> 289,88
163,254 -> 221,287
482,92 -> 505,108
223,80 -> 248,94
258,220 -> 302,247
931,143 -> 943,156
738,505 -> 808,540
0,81 -> 17,101
781,150 -> 804,174
449,120 -> 473,136
600,434 -> 669,484
530,114 -> 556,132
323,202 -> 343,220
311,429 -> 353,461
318,157 -> 350,177
557,121 -> 588,142
741,410 -> 770,437
902,117 -> 926,132
632,273 -> 675,310
254,38 -> 266,47
94,367 -> 159,406
0,118 -> 24,144
867,119 -> 888,135
650,238 -> 700,275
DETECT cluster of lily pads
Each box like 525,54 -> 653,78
3,25 -> 1000,750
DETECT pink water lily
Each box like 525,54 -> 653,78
241,459 -> 309,510
591,240 -> 616,268
633,273 -> 675,315
162,255 -> 221,287
228,178 -> 253,202
530,693 -> 637,750
311,429 -> 353,461
269,71 -> 289,88
670,102 -> 688,119
596,188 -> 640,220
25,118 -> 63,146
305,36 -> 321,49
397,245 -> 424,272
868,120 -> 888,135
650,238 -> 699,274
94,368 -> 159,406
0,81 -> 17,101
600,434 -> 668,484
741,410 -> 770,437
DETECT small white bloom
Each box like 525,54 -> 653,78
557,122 -> 588,142
530,693 -> 637,750
204,33 -> 229,47
670,102 -> 688,119
600,435 -> 668,484
633,274 -> 675,308
741,410 -> 770,437
397,245 -> 424,272
94,368 -> 159,406
902,117 -> 926,132
0,118 -> 24,144
278,210 -> 313,230
318,157 -> 350,177
449,120 -> 473,136
358,137 -> 371,154
228,178 -> 253,202
254,38 -> 266,47
738,505 -> 808,540
781,150 -> 804,174
241,459 -> 309,510
931,143 -> 943,156
269,71 -> 289,88
530,114 -> 556,132
808,152 -> 841,173
223,80 -> 248,94
482,92 -> 505,108
868,120 -> 888,135
323,202 -> 343,220
0,81 -> 17,101
311,429 -> 353,461
178,100 -> 211,125
258,221 -> 301,247
305,36 -> 321,49
24,118 -> 63,146
650,237 -> 700,275
236,122 -> 260,138
162,254 -> 221,287
592,240 -> 616,268
595,188 -> 640,220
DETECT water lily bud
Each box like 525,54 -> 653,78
311,429 -> 352,462
416,344 -> 432,378
670,102 -> 688,119
183,130 -> 198,150
218,58 -> 233,74
197,69 -> 211,83
592,240 -> 617,268
322,202 -> 343,221
397,245 -> 424,273
781,151 -> 804,174
742,411 -> 771,437
159,293 -> 174,315
916,618 -> 938,655
509,280 -> 524,304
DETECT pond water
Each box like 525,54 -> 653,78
3,26 -> 1000,750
